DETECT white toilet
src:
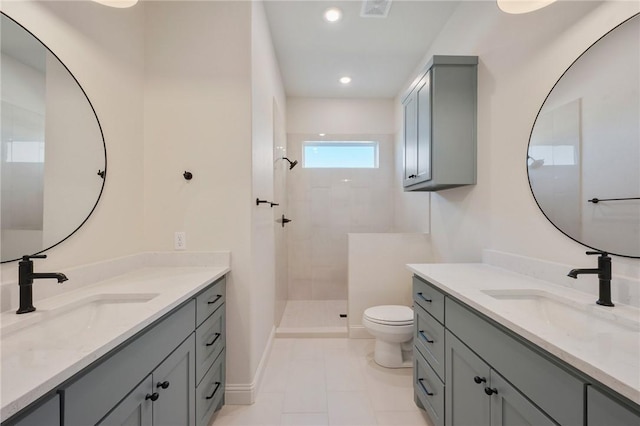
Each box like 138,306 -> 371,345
362,305 -> 414,368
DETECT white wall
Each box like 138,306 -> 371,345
1,1 -> 146,277
348,233 -> 433,338
2,1 -> 284,404
142,0 -> 255,399
287,97 -> 395,135
396,1 -> 640,277
250,0 -> 286,389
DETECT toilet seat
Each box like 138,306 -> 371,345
363,305 -> 413,326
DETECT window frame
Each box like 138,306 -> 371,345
302,140 -> 379,169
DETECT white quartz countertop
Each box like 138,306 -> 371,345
0,265 -> 229,421
407,263 -> 640,405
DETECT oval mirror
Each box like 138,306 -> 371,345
528,13 -> 639,258
1,13 -> 106,263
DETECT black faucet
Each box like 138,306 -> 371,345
567,251 -> 614,307
17,254 -> 68,314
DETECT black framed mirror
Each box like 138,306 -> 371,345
1,13 -> 107,263
528,13 -> 639,258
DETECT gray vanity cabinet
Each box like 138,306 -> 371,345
489,372 -> 555,426
413,275 -> 586,426
99,334 -> 195,426
445,331 -> 555,426
3,395 -> 60,426
587,387 -> 640,426
98,377 -> 153,426
402,56 -> 477,192
445,331 -> 490,426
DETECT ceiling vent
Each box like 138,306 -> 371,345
360,0 -> 392,18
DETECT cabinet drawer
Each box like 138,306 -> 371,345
63,301 -> 195,426
196,351 -> 225,426
196,276 -> 226,327
446,298 -> 584,426
414,350 -> 444,426
195,304 -> 225,385
413,275 -> 445,323
414,304 -> 445,381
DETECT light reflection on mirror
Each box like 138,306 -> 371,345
528,13 -> 639,258
1,13 -> 106,262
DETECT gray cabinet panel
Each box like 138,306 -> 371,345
63,301 -> 195,426
4,394 -> 59,426
195,276 -> 226,327
414,349 -> 445,426
414,303 -> 445,381
446,298 -> 584,426
416,71 -> 432,183
195,305 -> 225,386
445,331 -> 491,426
404,90 -> 418,181
196,351 -> 225,426
153,334 -> 196,426
98,376 -> 152,426
489,372 -> 555,426
413,276 -> 445,323
587,386 -> 640,426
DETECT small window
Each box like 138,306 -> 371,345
303,141 -> 378,168
5,141 -> 45,163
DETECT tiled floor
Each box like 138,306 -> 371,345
211,338 -> 433,426
276,300 -> 348,337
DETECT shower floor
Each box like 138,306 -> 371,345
276,300 -> 348,338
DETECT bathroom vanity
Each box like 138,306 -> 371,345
409,263 -> 640,426
0,265 -> 228,426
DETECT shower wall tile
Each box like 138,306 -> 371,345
289,278 -> 313,300
287,134 -> 395,301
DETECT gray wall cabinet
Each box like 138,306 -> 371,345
402,56 -> 478,192
412,275 -> 640,426
2,275 -> 226,426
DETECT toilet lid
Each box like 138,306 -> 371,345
364,305 -> 413,325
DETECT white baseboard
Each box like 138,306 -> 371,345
349,325 -> 373,339
224,326 -> 275,405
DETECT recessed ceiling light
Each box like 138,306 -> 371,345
319,133 -> 326,137
496,0 -> 557,14
92,0 -> 138,7
339,76 -> 352,85
324,7 -> 343,23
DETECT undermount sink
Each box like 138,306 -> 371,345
481,289 -> 639,339
2,293 -> 159,338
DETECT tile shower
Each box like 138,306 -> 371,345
278,134 -> 395,333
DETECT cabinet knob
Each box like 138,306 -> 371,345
484,387 -> 498,396
157,381 -> 170,389
145,392 -> 160,401
473,376 -> 486,384
408,174 -> 417,179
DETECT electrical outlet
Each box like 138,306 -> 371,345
174,232 -> 186,250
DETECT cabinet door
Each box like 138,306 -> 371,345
153,334 -> 196,426
416,71 -> 432,182
445,331 -> 491,426
489,372 -> 555,426
587,386 -> 640,426
98,376 -> 153,426
403,90 -> 418,182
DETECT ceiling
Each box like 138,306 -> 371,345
263,0 -> 460,99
